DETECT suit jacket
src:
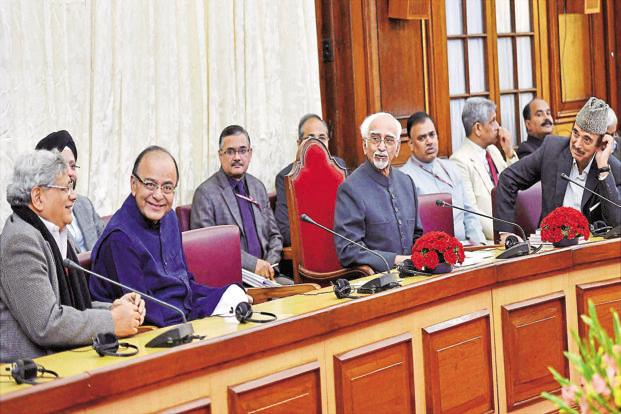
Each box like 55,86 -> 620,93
495,136 -> 621,232
0,213 -> 113,362
275,156 -> 346,246
450,139 -> 518,239
190,169 -> 283,272
72,194 -> 105,252
516,134 -> 544,159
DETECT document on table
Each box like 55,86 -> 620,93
241,268 -> 281,287
457,249 -> 497,268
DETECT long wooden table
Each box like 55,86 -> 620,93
1,239 -> 619,413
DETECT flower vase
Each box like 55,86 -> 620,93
429,262 -> 453,274
552,237 -> 579,248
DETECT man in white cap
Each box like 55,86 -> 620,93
495,97 -> 621,231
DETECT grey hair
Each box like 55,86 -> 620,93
298,113 -> 328,141
359,112 -> 402,140
608,107 -> 618,130
462,97 -> 496,137
6,150 -> 67,207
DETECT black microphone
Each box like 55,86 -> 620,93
560,173 -> 621,239
560,173 -> 621,208
300,214 -> 399,291
435,200 -> 530,259
63,258 -> 195,348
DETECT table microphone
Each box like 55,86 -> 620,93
300,214 -> 399,292
435,200 -> 530,259
560,172 -> 621,239
63,258 -> 195,348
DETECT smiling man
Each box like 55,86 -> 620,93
333,112 -> 423,273
90,146 -> 247,327
495,97 -> 621,232
190,125 -> 286,283
517,98 -> 555,159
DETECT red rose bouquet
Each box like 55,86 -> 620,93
411,231 -> 465,271
540,207 -> 590,243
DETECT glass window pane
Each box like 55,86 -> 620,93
500,94 -> 517,146
450,99 -> 467,150
519,92 -> 535,143
466,0 -> 484,34
516,37 -> 533,88
445,0 -> 463,35
468,39 -> 486,93
497,38 -> 514,90
515,0 -> 531,32
448,40 -> 466,95
495,0 -> 512,34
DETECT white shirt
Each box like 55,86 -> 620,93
39,216 -> 68,259
67,211 -> 87,252
562,157 -> 594,211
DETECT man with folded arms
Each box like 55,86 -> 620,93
90,146 -> 248,327
191,125 -> 288,284
400,112 -> 486,245
0,150 -> 144,362
495,97 -> 621,232
334,112 -> 423,273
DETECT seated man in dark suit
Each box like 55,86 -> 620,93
191,125 -> 289,284
334,112 -> 423,273
516,98 -> 554,159
36,130 -> 104,252
275,113 -> 347,246
90,146 -> 248,327
496,97 -> 621,232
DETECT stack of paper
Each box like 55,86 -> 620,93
241,269 -> 281,287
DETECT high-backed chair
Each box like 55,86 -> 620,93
492,181 -> 542,242
176,204 -> 192,232
286,138 -> 373,284
182,225 -> 242,287
418,193 -> 455,235
77,250 -> 92,270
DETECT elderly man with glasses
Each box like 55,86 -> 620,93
90,146 -> 248,327
0,150 -> 144,362
190,125 -> 288,284
333,112 -> 424,273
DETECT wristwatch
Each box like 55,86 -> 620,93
597,165 -> 611,174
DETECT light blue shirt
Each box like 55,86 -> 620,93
399,156 -> 486,244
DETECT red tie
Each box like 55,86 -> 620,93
485,151 -> 499,186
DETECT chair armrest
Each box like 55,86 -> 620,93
246,283 -> 321,304
282,247 -> 293,261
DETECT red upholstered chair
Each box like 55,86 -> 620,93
182,225 -> 242,287
286,138 -> 373,284
418,193 -> 455,235
175,204 -> 192,232
491,181 -> 542,242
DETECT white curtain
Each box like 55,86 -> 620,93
0,0 -> 321,227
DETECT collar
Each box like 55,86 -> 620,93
465,138 -> 488,156
39,216 -> 68,258
361,160 -> 392,187
572,156 -> 595,179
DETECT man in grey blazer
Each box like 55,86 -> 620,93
496,97 -> 621,232
36,130 -> 104,252
0,150 -> 143,362
191,125 -> 284,282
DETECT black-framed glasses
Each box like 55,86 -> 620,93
132,173 -> 176,194
220,147 -> 251,157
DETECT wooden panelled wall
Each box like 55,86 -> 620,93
316,0 -> 620,168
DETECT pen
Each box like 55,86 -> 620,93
270,263 -> 278,268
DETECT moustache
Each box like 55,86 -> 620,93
231,161 -> 244,167
541,120 -> 553,127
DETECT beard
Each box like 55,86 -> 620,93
372,150 -> 389,170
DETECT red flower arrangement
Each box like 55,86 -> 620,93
411,231 -> 465,271
540,207 -> 590,243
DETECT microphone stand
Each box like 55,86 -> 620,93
64,259 -> 195,348
435,200 -> 530,259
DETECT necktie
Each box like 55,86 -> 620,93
485,150 -> 499,186
234,180 -> 262,258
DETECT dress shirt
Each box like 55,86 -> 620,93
399,157 -> 485,244
40,216 -> 68,259
562,157 -> 594,211
67,211 -> 87,252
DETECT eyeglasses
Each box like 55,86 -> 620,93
43,184 -> 75,195
367,133 -> 398,146
67,163 -> 80,171
132,173 -> 176,195
220,147 -> 251,157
